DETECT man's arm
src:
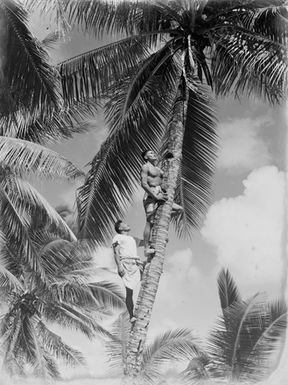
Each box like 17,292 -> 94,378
112,242 -> 125,277
134,237 -> 144,247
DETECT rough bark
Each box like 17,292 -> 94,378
124,87 -> 187,379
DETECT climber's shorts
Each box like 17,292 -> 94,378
143,186 -> 163,222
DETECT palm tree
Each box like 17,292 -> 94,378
0,171 -> 125,378
106,313 -> 204,385
182,269 -> 287,384
58,0 -> 288,378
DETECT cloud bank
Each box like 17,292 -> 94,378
201,166 -> 285,297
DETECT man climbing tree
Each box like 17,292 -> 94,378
141,149 -> 183,258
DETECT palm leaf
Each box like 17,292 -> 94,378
210,25 -> 287,103
207,294 -> 271,380
3,174 -> 76,241
248,300 -> 287,362
0,137 -> 84,180
0,242 -> 23,292
59,35 -> 151,104
36,320 -> 85,366
77,54 -> 181,242
217,269 -> 241,312
0,97 -> 99,144
0,0 -> 60,119
42,301 -> 104,339
87,281 -> 126,310
105,312 -> 130,370
67,0 -> 168,41
142,329 -> 203,384
170,79 -> 218,237
239,3 -> 288,43
1,310 -> 23,374
0,188 -> 46,279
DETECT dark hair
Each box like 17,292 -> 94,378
114,219 -> 123,233
141,149 -> 150,161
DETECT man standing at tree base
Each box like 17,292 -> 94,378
112,220 -> 142,322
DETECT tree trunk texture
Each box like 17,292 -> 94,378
124,88 -> 187,380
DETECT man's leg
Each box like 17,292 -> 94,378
171,202 -> 183,217
143,201 -> 156,257
143,219 -> 152,252
125,287 -> 134,320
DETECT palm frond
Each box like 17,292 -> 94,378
3,174 -> 76,241
0,188 -> 46,279
210,25 -> 288,104
0,235 -> 23,292
1,310 -> 23,374
170,79 -> 218,237
240,3 -> 288,43
37,320 -> 85,366
142,329 -> 203,384
77,54 -> 182,242
59,35 -> 151,104
206,294 -> 271,381
87,281 -> 126,310
105,312 -> 130,370
0,137 -> 84,180
0,0 -> 60,119
67,0 -> 168,41
248,300 -> 287,362
42,301 -> 103,339
217,269 -> 241,312
0,97 -> 100,145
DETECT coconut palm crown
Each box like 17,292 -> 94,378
56,0 -> 288,243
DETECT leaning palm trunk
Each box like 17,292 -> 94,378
125,87 -> 186,379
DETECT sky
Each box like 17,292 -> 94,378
23,8 -> 288,383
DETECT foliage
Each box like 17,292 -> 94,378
182,269 -> 287,384
57,0 -> 288,243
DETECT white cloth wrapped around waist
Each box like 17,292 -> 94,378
120,255 -> 141,289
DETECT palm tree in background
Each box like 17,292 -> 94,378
104,269 -> 286,385
0,0 -> 126,378
0,160 -> 125,378
182,269 -> 287,384
106,312 -> 204,385
57,0 -> 288,378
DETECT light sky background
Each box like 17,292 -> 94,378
16,9 -> 288,383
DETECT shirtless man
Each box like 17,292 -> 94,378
141,149 -> 183,257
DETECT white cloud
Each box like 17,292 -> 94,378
148,248 -> 219,339
201,166 -> 285,297
217,116 -> 273,173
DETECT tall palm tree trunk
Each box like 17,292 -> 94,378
125,87 -> 187,379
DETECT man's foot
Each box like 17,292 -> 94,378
145,247 -> 155,258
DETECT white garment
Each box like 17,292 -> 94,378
112,234 -> 140,290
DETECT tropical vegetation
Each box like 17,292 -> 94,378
0,0 -> 125,379
105,269 -> 286,385
57,0 -> 288,377
0,0 -> 287,382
